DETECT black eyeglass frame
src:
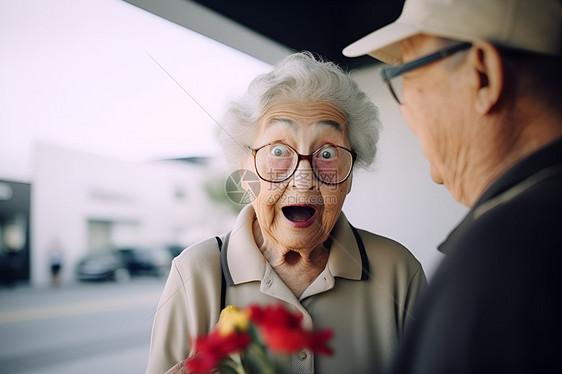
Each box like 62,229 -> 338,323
380,42 -> 472,105
248,142 -> 357,185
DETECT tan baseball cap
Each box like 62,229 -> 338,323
343,0 -> 562,65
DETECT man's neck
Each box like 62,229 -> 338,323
461,113 -> 562,207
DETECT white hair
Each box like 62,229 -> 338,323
218,51 -> 381,169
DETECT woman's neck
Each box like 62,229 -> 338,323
253,219 -> 330,298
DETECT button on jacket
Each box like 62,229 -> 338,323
147,205 -> 426,374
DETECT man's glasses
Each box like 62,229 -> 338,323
249,142 -> 356,185
380,42 -> 472,105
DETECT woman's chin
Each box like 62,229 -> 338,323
275,225 -> 326,250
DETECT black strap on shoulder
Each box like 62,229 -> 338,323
349,224 -> 370,280
215,236 -> 227,310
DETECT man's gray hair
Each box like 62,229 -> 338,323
218,51 -> 381,169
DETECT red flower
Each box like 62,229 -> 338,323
249,304 -> 334,356
185,330 -> 251,373
261,324 -> 310,353
308,329 -> 334,356
185,304 -> 334,373
184,353 -> 218,373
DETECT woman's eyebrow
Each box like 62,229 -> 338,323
265,118 -> 297,129
266,118 -> 343,132
317,120 -> 343,133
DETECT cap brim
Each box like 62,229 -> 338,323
343,21 -> 421,65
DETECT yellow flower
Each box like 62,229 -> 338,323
217,305 -> 250,336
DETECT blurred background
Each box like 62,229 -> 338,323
0,0 -> 468,373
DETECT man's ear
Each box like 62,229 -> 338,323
470,40 -> 504,115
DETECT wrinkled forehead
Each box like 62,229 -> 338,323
259,101 -> 348,132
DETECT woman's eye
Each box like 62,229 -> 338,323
270,144 -> 290,157
319,147 -> 336,159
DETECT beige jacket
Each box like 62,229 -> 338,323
147,205 -> 426,374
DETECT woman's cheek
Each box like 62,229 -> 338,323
252,180 -> 283,223
321,185 -> 347,229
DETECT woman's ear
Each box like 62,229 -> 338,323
470,40 -> 504,115
346,173 -> 353,195
239,158 -> 252,192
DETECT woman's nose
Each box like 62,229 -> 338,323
291,158 -> 316,190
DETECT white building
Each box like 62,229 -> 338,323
30,142 -> 236,286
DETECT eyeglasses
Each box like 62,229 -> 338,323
380,42 -> 472,105
249,142 -> 356,185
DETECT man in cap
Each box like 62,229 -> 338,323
344,0 -> 561,372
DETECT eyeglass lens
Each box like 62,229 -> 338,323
254,143 -> 353,184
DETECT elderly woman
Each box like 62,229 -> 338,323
146,52 -> 426,374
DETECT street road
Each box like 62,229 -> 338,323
0,278 -> 166,374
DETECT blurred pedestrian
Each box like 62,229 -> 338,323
48,238 -> 64,287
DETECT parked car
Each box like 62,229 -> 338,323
76,247 -> 171,282
115,247 -> 172,277
76,251 -> 131,282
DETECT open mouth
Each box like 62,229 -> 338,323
282,205 -> 317,223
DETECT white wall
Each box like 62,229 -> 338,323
343,65 -> 468,277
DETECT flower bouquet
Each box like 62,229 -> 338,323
185,304 -> 333,374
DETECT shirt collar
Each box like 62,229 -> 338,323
224,204 -> 265,285
327,211 -> 365,280
224,205 -> 366,285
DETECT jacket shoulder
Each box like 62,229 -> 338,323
173,234 -> 226,270
357,228 -> 422,268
